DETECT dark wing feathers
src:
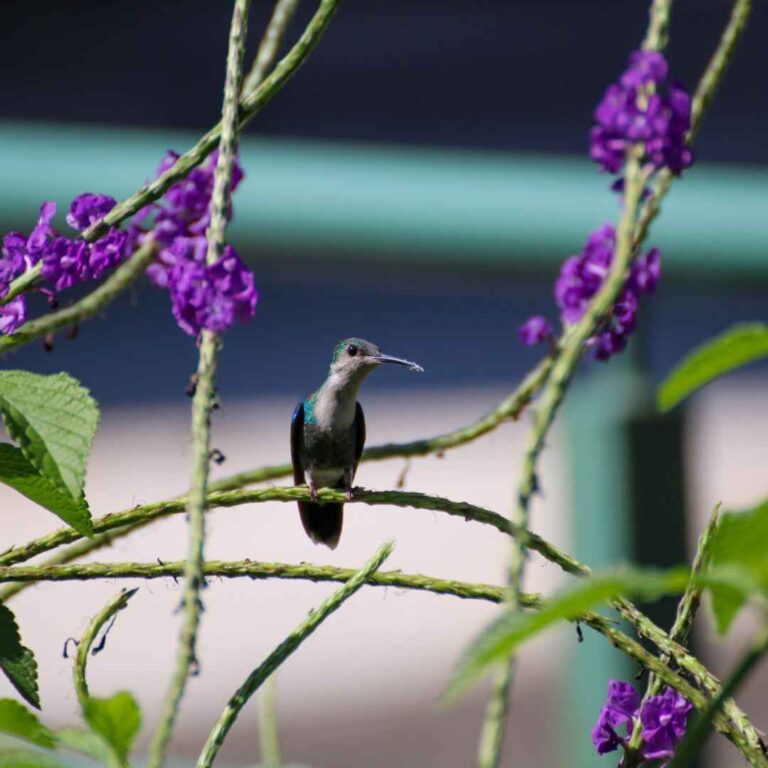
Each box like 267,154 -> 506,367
354,402 -> 366,469
290,401 -> 305,486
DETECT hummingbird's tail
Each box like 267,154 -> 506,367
298,501 -> 343,549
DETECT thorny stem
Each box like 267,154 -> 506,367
195,542 -> 394,768
2,484 -> 761,754
625,505 -> 721,757
0,555 -> 761,759
147,2 -> 250,766
258,675 -> 282,768
668,625 -> 768,768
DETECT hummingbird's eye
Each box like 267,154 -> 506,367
347,344 -> 359,357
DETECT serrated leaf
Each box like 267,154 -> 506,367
0,700 -> 53,748
0,445 -> 91,537
0,605 -> 39,710
658,324 -> 768,412
0,371 -> 98,528
709,500 -> 768,634
83,692 -> 140,762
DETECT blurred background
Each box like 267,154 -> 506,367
0,0 -> 767,766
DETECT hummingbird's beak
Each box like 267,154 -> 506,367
373,353 -> 424,373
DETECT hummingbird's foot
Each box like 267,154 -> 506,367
345,487 -> 355,502
308,481 -> 319,502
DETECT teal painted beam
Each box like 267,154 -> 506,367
0,120 -> 765,275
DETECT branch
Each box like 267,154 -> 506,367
242,0 -> 301,93
195,541 -> 394,767
0,238 -> 156,357
668,625 -> 768,768
148,2 -> 250,765
626,504 -> 721,756
80,0 -> 343,243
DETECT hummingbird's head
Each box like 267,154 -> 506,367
329,338 -> 423,381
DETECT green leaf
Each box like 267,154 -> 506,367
0,445 -> 91,537
0,371 -> 98,535
0,605 -> 39,710
658,323 -> 768,412
0,748 -> 69,768
55,727 -> 112,763
446,566 -> 692,702
709,500 -> 768,634
83,692 -> 140,762
0,700 -> 53,748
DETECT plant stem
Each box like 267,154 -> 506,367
195,541 -> 394,768
73,588 -> 138,710
242,0 -> 301,93
147,2 -> 250,765
0,239 -> 156,357
668,625 -> 768,768
258,675 -> 282,767
0,486 -> 580,575
81,0 -> 343,244
625,505 -> 721,756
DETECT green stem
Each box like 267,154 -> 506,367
258,675 -> 282,768
242,0 -> 301,94
626,505 -> 721,755
476,664 -> 512,768
668,625 -> 768,768
147,2 -> 250,765
0,239 -> 156,357
195,541 -> 394,768
73,589 -> 138,768
0,486 -> 580,576
0,263 -> 42,307
73,589 -> 138,710
81,0 -> 343,244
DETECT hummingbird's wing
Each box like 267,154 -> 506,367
353,401 -> 366,472
290,401 -> 305,486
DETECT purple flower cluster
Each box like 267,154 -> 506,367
0,195 -> 132,333
591,50 -> 693,177
0,148 -> 258,339
141,150 -> 257,337
519,224 -> 660,360
592,680 -> 691,764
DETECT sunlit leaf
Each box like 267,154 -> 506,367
709,499 -> 768,634
0,371 -> 98,536
0,446 -> 91,537
658,324 -> 768,412
83,692 -> 140,762
0,700 -> 53,748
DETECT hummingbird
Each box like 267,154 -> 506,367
291,338 -> 423,548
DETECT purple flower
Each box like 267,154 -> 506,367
166,241 -> 257,337
517,315 -> 553,346
66,193 -> 117,231
522,224 -> 661,361
591,51 -> 693,177
42,237 -> 90,292
0,296 -> 27,334
591,680 -> 641,755
26,202 -> 57,262
640,687 -> 692,760
87,228 -> 129,279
